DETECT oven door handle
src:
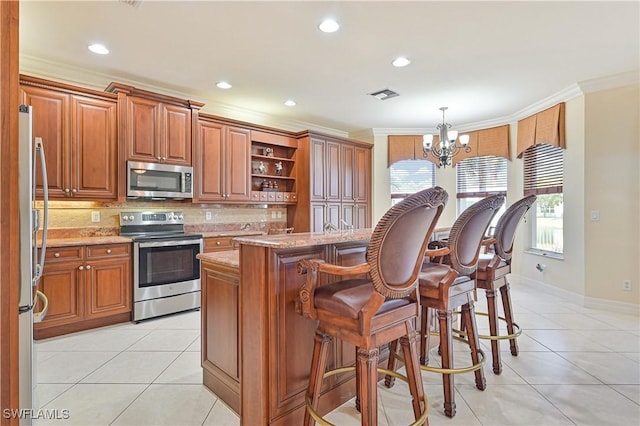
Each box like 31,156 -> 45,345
137,239 -> 203,248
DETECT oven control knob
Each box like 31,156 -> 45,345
128,215 -> 135,221
178,214 -> 184,221
121,216 -> 127,222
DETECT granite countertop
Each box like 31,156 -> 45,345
44,235 -> 133,248
233,228 -> 373,249
197,250 -> 240,269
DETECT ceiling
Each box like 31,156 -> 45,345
19,1 -> 640,135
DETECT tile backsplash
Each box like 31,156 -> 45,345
36,200 -> 288,238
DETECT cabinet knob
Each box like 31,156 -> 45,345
216,241 -> 221,245
106,249 -> 112,254
54,252 -> 60,258
72,188 -> 78,193
157,156 -> 162,161
86,265 -> 91,270
78,266 -> 84,271
64,188 -> 70,193
162,157 -> 166,161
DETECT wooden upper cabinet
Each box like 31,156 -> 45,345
20,85 -> 69,198
20,79 -> 118,200
71,96 -> 117,199
126,96 -> 191,166
193,119 -> 250,203
353,146 -> 370,203
310,137 -> 340,202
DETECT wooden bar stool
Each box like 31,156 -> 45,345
297,186 -> 448,426
474,194 -> 536,374
386,194 -> 504,418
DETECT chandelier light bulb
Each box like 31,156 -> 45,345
422,106 -> 472,167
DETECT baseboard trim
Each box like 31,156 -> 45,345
511,275 -> 639,316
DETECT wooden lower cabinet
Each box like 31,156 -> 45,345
200,240 -> 370,424
34,243 -> 132,339
201,262 -> 240,413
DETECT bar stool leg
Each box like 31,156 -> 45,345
400,324 -> 427,425
356,346 -> 379,426
485,288 -> 502,374
305,331 -> 331,426
462,301 -> 486,391
500,282 -> 519,356
384,340 -> 398,388
355,347 -> 361,412
437,309 -> 456,418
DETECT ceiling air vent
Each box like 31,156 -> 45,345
369,89 -> 399,101
119,0 -> 144,8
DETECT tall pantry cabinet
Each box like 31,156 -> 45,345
291,132 -> 372,232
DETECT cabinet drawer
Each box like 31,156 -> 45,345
204,237 -> 236,252
45,246 -> 83,263
251,191 -> 261,201
87,244 -> 130,259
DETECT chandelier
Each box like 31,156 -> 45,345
423,107 -> 471,167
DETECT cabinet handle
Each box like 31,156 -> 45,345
106,249 -> 112,254
86,265 -> 91,270
54,252 -> 60,258
78,266 -> 84,271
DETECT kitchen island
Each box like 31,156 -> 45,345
197,229 -> 373,425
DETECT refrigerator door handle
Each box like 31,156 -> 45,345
33,290 -> 48,322
33,137 -> 48,284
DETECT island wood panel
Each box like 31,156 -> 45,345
201,262 -> 240,413
233,240 -> 369,425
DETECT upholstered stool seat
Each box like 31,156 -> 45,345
297,186 -> 449,426
473,194 -> 537,375
386,194 -> 505,419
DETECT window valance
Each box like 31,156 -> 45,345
516,103 -> 566,158
388,124 -> 510,168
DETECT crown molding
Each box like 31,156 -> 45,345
578,70 -> 640,94
19,54 -> 348,137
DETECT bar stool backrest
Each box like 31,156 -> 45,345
493,195 -> 537,261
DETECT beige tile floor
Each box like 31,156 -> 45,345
34,279 -> 639,425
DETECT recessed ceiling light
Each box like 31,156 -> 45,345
88,43 -> 109,55
319,19 -> 339,33
392,57 -> 411,67
216,81 -> 232,89
284,100 -> 297,107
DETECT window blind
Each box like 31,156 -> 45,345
456,156 -> 507,198
390,159 -> 436,198
523,143 -> 563,195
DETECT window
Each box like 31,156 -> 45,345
523,143 -> 564,254
456,156 -> 507,231
390,159 -> 436,205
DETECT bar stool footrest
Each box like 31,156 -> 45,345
306,366 -> 429,426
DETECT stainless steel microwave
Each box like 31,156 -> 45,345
127,161 -> 193,200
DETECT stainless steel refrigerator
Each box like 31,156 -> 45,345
18,104 -> 49,423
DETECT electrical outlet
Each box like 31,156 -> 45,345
590,210 -> 600,222
271,211 -> 277,219
205,211 -> 212,221
91,211 -> 100,223
622,280 -> 631,291
277,211 -> 282,219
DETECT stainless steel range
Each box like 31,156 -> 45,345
120,211 -> 203,322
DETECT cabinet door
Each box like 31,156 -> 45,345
354,203 -> 370,229
34,260 -> 84,327
225,126 -> 251,202
126,96 -> 161,162
310,203 -> 325,233
85,257 -> 131,319
20,85 -> 70,198
71,96 -> 117,199
341,143 -> 355,203
162,104 -> 192,165
326,203 -> 340,230
326,141 -> 341,202
194,120 -> 225,202
310,138 -> 326,201
354,146 -> 371,203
